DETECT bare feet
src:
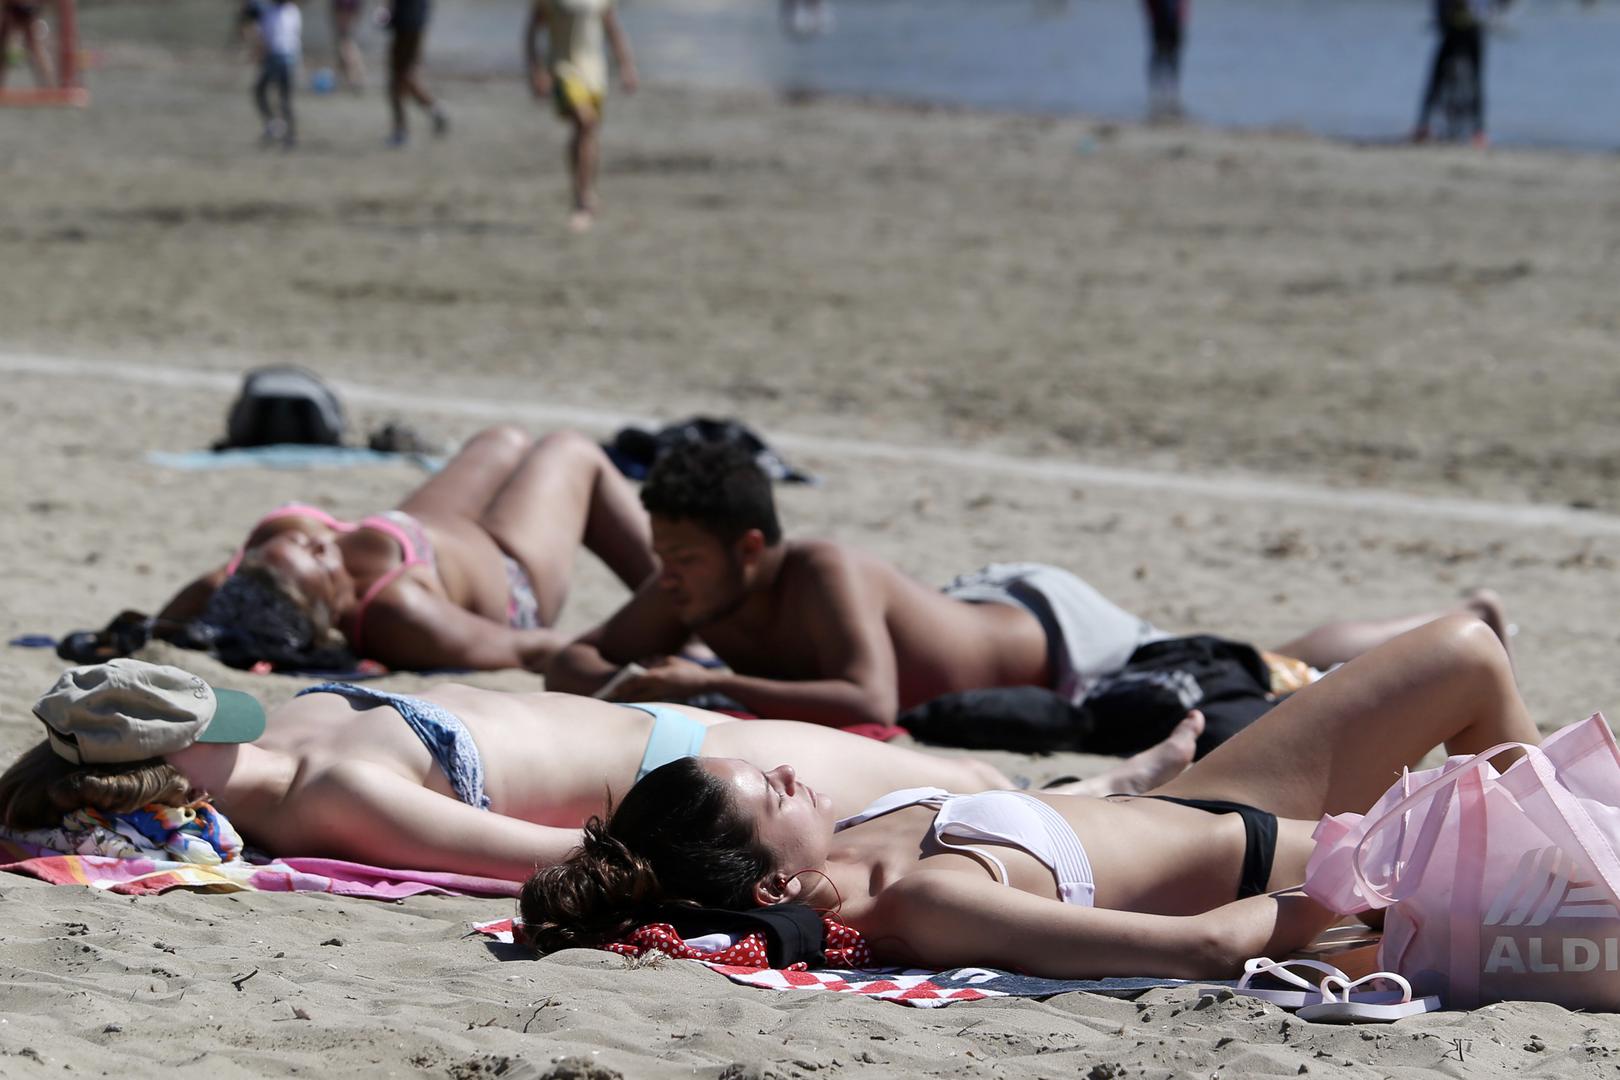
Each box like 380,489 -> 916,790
567,208 -> 594,233
1046,710 -> 1206,798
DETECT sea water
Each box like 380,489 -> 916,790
96,0 -> 1620,151
432,0 -> 1617,151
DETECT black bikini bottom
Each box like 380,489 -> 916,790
1127,795 -> 1279,899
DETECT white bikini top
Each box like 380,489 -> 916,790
835,787 -> 1096,906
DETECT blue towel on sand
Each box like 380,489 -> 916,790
147,445 -> 444,472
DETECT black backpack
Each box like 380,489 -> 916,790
216,366 -> 347,449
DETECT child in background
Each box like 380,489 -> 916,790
525,0 -> 638,231
253,0 -> 302,148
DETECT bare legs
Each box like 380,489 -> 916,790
1156,613 -> 1537,821
331,2 -> 366,91
398,424 -> 536,521
387,27 -> 444,145
400,425 -> 655,626
1046,711 -> 1204,797
476,430 -> 656,625
0,7 -> 54,88
1272,588 -> 1511,672
566,112 -> 601,231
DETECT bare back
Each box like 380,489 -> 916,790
699,541 -> 1050,710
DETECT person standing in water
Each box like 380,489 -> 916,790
1140,0 -> 1187,120
1413,0 -> 1507,146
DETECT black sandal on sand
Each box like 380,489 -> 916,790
56,610 -> 156,664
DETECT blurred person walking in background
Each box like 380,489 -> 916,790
329,0 -> 365,92
526,0 -> 638,231
385,0 -> 448,146
252,0 -> 301,148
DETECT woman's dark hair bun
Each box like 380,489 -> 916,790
516,757 -> 775,953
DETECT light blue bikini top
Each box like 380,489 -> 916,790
835,787 -> 1096,906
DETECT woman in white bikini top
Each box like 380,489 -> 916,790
835,787 -> 1098,906
522,615 -> 1539,982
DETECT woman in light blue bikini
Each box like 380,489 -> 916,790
157,425 -> 656,672
0,660 -> 1200,882
524,614 -> 1540,979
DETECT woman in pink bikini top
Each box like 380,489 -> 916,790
158,426 -> 656,672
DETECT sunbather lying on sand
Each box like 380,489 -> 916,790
0,662 -> 1201,881
548,441 -> 1514,747
156,425 -> 655,672
523,614 -> 1537,979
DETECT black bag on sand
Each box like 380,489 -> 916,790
56,610 -> 217,665
216,366 -> 347,449
604,416 -> 816,484
898,634 -> 1277,760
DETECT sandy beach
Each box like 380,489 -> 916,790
3,11 -> 1620,1076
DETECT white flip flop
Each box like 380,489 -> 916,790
1295,972 -> 1442,1023
1226,957 -> 1354,1009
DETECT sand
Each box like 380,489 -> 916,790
3,7 -> 1620,1075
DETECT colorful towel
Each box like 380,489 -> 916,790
10,802 -> 244,865
0,833 -> 519,900
473,918 -> 1198,1007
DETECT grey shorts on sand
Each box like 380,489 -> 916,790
944,563 -> 1168,706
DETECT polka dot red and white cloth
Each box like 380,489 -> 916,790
597,915 -> 873,969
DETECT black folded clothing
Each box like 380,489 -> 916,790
898,634 -> 1277,759
654,902 -> 825,968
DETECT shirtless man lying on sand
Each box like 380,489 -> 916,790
547,442 -> 1511,740
0,660 -> 1200,882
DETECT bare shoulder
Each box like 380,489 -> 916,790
859,868 -> 997,956
782,538 -> 886,585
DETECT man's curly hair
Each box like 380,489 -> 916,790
640,442 -> 782,545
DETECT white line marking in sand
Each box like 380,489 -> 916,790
10,351 -> 1620,537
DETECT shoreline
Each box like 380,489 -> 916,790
71,0 -> 1620,156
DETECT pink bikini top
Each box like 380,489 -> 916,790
224,502 -> 437,652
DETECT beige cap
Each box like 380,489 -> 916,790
33,659 -> 266,765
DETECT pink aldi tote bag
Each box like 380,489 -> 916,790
1305,714 -> 1620,1010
